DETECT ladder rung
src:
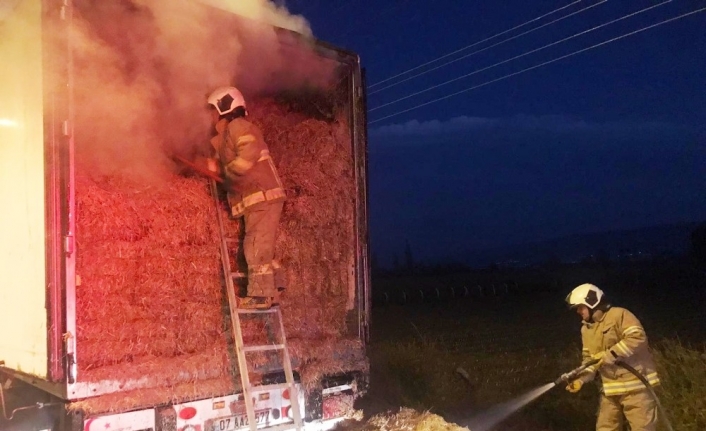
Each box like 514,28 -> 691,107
237,308 -> 279,314
225,238 -> 238,242
243,344 -> 285,352
261,422 -> 299,431
230,272 -> 247,278
248,382 -> 290,393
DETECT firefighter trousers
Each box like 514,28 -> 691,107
596,388 -> 657,431
242,201 -> 284,297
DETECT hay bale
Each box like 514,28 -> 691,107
74,97 -> 364,407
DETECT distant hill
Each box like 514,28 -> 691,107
462,221 -> 700,268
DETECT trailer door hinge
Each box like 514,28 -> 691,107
64,332 -> 77,384
62,120 -> 70,136
64,235 -> 75,254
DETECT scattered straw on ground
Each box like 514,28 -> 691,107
339,408 -> 469,431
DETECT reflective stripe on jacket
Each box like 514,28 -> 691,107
212,118 -> 285,217
578,306 -> 660,396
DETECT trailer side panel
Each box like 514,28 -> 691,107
0,0 -> 49,378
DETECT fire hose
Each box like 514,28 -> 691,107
615,360 -> 674,431
556,358 -> 674,431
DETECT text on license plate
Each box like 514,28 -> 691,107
213,409 -> 271,431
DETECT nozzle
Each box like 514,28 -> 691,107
554,372 -> 573,386
554,358 -> 600,386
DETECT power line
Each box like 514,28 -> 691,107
369,7 -> 706,125
370,0 -> 672,113
369,0 -> 605,94
369,0 -> 584,89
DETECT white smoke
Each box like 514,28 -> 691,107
196,0 -> 312,36
70,0 -> 334,182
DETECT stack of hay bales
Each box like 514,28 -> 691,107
73,97 -> 365,413
76,173 -> 226,369
250,98 -> 356,339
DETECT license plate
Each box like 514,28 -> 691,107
212,409 -> 270,431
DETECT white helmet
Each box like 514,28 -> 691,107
207,86 -> 246,116
565,283 -> 604,309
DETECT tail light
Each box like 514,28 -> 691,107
178,407 -> 198,420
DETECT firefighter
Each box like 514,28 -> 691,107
564,283 -> 661,431
206,86 -> 286,309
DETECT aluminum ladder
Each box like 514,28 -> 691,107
210,180 -> 303,431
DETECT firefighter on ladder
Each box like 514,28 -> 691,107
564,283 -> 661,431
206,86 -> 286,309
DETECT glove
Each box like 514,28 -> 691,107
206,158 -> 219,173
565,379 -> 583,393
592,350 -> 617,368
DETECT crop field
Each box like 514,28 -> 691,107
363,260 -> 706,430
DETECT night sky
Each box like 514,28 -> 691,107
286,0 -> 706,266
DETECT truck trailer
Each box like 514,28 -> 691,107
0,0 -> 370,430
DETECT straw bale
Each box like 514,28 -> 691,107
78,346 -> 232,381
76,174 -> 219,246
74,96 -> 365,406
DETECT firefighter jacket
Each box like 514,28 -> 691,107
577,306 -> 660,396
211,117 -> 285,217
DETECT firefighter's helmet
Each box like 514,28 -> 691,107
565,283 -> 604,309
207,86 -> 246,116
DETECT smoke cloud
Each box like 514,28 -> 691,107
197,0 -> 312,36
71,0 -> 335,182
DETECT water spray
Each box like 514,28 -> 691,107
464,357 -> 673,431
464,382 -> 556,431
462,362 -> 602,431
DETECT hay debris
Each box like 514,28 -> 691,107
288,338 -> 368,389
356,409 -> 469,431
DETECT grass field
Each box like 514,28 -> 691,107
361,261 -> 706,430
